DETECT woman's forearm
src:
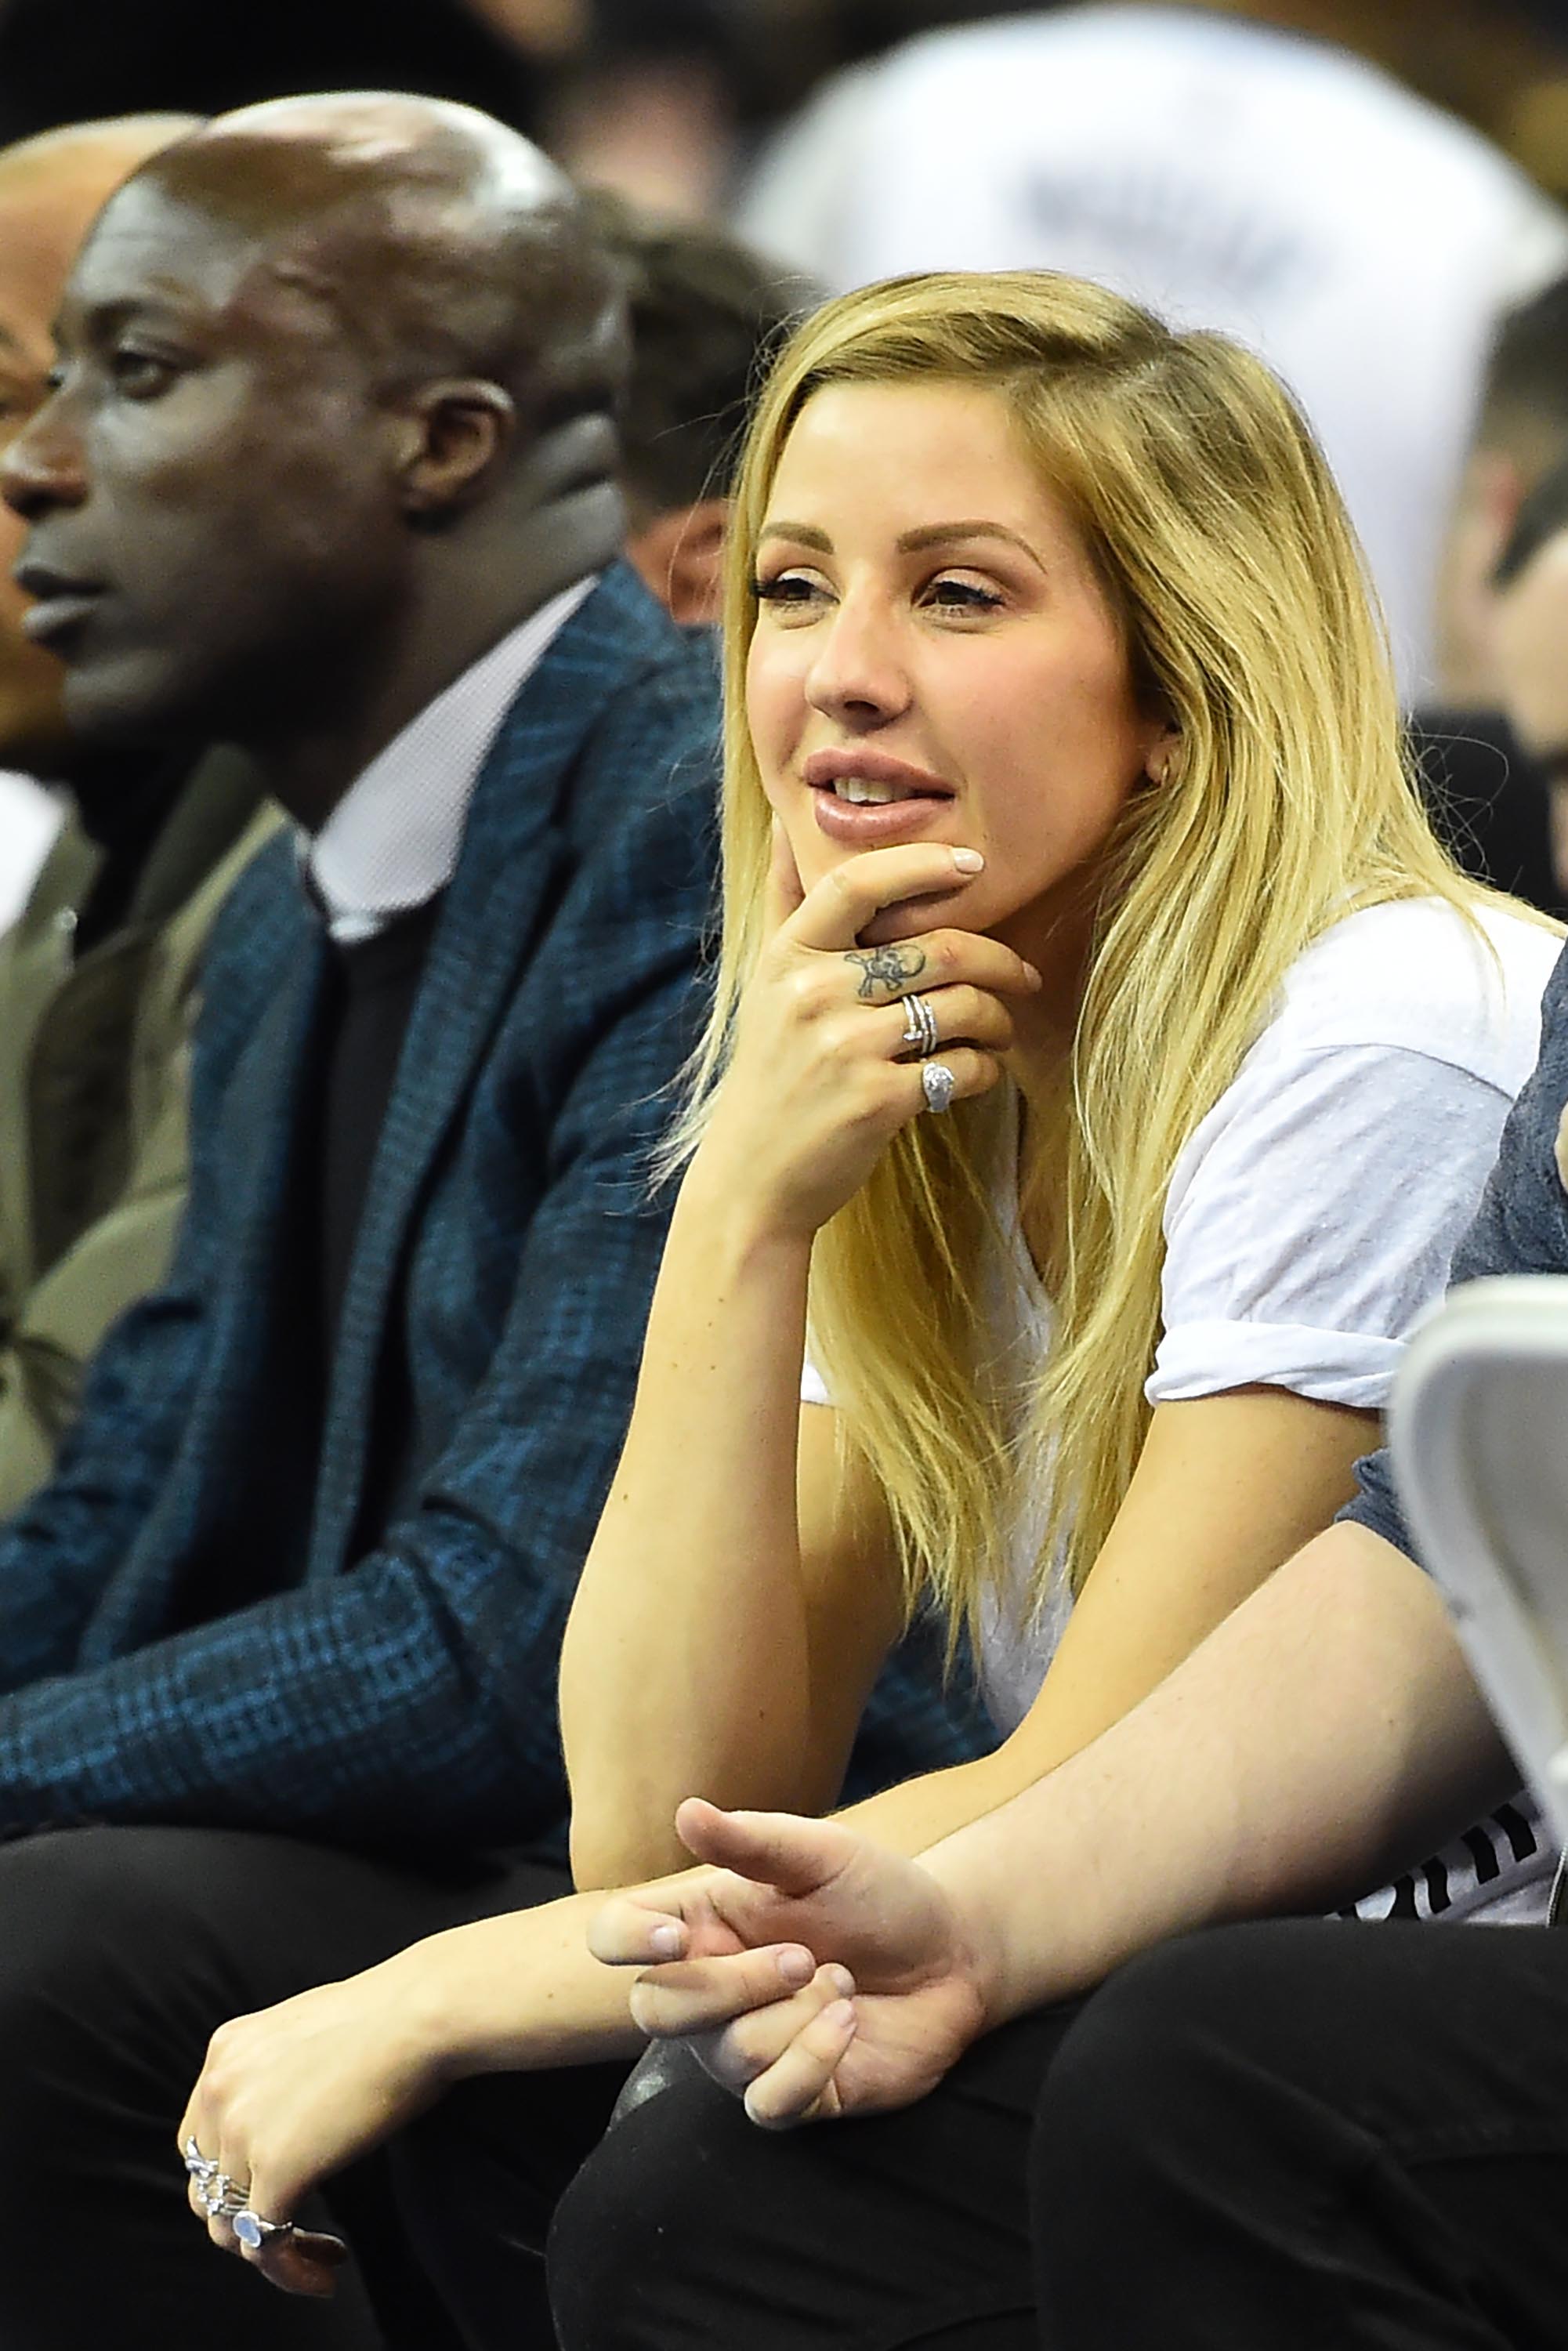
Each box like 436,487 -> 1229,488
375,1888 -> 650,2084
560,1153 -> 820,1883
925,1523 -> 1515,2023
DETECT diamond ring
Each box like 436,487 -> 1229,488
921,1061 -> 955,1114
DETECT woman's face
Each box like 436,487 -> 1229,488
746,380 -> 1169,950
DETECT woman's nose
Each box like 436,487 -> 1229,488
804,597 -> 911,727
1,398 -> 87,524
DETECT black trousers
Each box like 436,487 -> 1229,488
535,1918 -> 1568,2350
0,1823 -> 625,2351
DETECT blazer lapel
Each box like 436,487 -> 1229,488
306,574 -> 657,1575
85,911 -> 331,1656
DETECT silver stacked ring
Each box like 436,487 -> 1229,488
921,1062 -> 956,1114
900,992 -> 940,1058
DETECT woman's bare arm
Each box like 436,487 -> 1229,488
560,839 -> 1034,1886
559,1172 -> 904,1886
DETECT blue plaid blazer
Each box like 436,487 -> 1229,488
0,566 -> 992,1855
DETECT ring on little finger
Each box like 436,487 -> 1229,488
922,1062 -> 955,1114
231,2212 -> 296,2251
900,992 -> 940,1058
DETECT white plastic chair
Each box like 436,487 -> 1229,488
1392,1273 -> 1568,1857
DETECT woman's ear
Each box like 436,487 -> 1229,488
393,380 -> 516,518
1145,723 -> 1181,787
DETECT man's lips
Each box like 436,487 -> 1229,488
13,560 -> 104,647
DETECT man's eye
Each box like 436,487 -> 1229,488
111,350 -> 176,397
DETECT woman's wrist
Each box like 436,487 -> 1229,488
678,1136 -> 820,1265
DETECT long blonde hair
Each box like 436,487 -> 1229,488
675,268 -> 1508,1645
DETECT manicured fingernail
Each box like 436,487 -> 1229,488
824,2000 -> 856,2034
650,1924 -> 683,1958
825,1965 -> 855,1998
777,1946 -> 814,1987
952,848 -> 984,874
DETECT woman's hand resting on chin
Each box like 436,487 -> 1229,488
694,828 -> 1041,1242
588,1798 -> 994,2127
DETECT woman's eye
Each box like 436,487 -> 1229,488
925,575 -> 1005,614
751,571 -> 827,610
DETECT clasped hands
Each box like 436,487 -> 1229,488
589,1795 -> 990,2128
178,1800 -> 990,2299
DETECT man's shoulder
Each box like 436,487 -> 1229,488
188,828 -> 311,1056
492,565 -> 721,838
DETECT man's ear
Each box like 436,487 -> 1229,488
625,498 -> 730,626
393,379 -> 516,518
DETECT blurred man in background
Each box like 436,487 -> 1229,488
1494,456 -> 1568,897
1436,273 -> 1568,711
1411,272 -> 1568,917
0,90 -> 719,2350
588,191 -> 804,624
0,114 -> 276,1521
743,3 -> 1568,697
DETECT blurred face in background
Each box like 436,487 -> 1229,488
1494,527 -> 1568,894
0,119 -> 192,774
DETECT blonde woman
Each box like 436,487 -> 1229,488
178,272 -> 1557,2338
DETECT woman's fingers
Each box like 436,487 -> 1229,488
787,843 -> 986,954
905,1045 -> 1001,1111
839,925 -> 1041,1008
248,2230 -> 348,2299
628,1942 -> 824,2038
587,1892 -> 695,1966
882,983 -> 1016,1057
762,817 -> 807,938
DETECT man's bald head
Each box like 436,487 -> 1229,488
0,95 -> 630,786
0,112 -> 197,770
105,95 -> 627,433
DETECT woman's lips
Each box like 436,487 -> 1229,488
809,785 -> 954,847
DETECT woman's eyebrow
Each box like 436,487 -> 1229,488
895,521 -> 1048,572
757,521 -> 832,550
755,519 -> 1049,573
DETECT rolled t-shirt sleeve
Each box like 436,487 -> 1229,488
1150,1042 -> 1519,1413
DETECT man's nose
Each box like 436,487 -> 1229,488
805,596 -> 912,729
1,400 -> 87,524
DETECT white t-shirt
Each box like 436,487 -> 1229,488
803,898 -> 1560,1888
743,6 -> 1568,699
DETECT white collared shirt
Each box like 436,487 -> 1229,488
305,575 -> 597,944
0,770 -> 63,932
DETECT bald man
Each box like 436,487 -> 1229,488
0,116 -> 278,1522
0,96 -> 722,2351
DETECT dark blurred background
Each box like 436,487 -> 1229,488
2,3 -> 1566,218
